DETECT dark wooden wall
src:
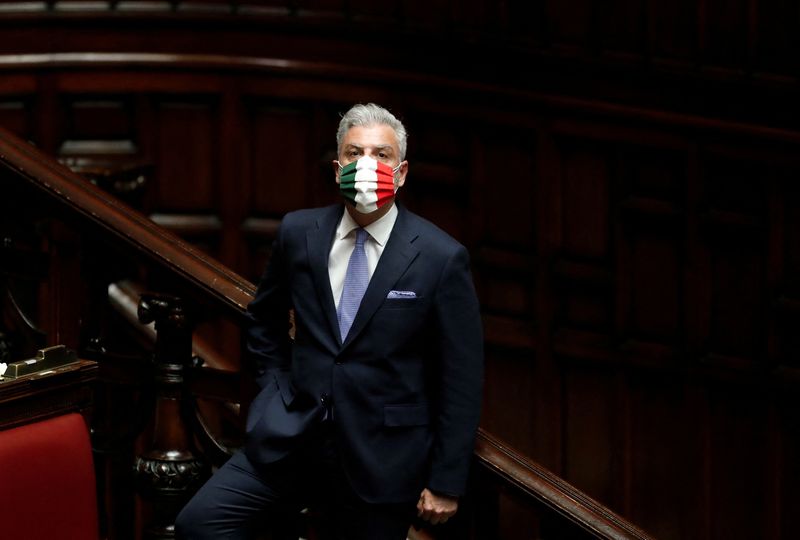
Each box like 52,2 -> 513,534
2,2 -> 800,539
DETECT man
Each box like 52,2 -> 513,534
176,103 -> 483,539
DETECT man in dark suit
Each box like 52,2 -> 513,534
176,103 -> 483,540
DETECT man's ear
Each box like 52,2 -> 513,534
395,161 -> 408,188
332,160 -> 341,184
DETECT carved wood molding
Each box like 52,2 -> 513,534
1,52 -> 800,144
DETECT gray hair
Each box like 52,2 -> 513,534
336,103 -> 408,161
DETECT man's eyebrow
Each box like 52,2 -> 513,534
343,143 -> 394,153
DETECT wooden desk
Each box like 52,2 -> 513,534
0,359 -> 97,431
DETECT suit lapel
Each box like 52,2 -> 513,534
342,206 -> 420,349
306,205 -> 344,347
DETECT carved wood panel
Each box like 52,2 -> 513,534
154,100 -> 217,212
247,102 -> 316,216
628,373 -> 701,540
562,364 -> 620,509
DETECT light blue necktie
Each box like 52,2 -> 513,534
337,228 -> 369,341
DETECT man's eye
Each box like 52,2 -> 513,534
348,150 -> 360,156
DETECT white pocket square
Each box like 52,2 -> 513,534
387,290 -> 417,299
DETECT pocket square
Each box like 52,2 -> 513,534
387,290 -> 417,299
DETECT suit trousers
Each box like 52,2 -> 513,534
175,420 -> 416,540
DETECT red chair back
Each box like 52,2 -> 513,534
0,413 -> 98,540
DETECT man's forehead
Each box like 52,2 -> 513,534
342,124 -> 399,150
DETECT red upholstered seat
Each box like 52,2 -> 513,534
0,413 -> 99,540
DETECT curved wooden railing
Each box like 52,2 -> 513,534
0,124 -> 254,318
0,125 -> 655,539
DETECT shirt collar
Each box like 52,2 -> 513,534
336,203 -> 398,246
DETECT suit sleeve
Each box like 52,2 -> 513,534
245,220 -> 292,389
427,244 -> 484,497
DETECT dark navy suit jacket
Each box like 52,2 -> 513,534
243,203 -> 483,504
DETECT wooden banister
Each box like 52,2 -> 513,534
0,125 -> 254,318
474,429 -> 656,540
0,125 -> 655,539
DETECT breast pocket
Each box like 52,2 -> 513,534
371,297 -> 431,345
382,297 -> 425,310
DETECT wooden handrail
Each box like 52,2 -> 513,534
0,125 -> 254,318
475,429 -> 656,540
0,125 -> 653,539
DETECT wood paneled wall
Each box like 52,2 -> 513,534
2,3 -> 800,539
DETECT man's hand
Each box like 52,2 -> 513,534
416,488 -> 458,525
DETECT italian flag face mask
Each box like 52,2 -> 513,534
338,156 -> 400,214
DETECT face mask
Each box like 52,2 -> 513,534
338,156 -> 401,214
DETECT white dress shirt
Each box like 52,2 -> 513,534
329,204 -> 398,309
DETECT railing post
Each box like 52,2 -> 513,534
135,293 -> 208,539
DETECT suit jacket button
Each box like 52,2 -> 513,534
320,393 -> 329,406
334,358 -> 343,365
